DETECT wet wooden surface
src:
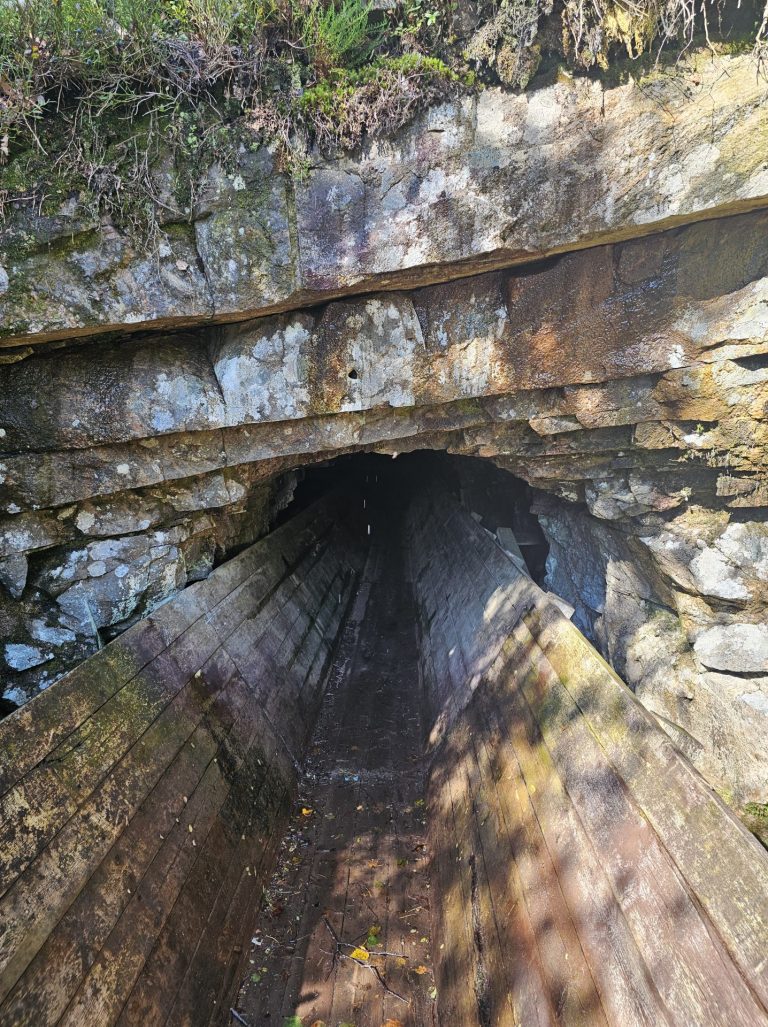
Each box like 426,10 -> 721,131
236,494 -> 436,1027
3,475 -> 768,1027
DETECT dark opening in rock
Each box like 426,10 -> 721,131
277,449 -> 550,583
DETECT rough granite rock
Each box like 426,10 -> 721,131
1,53 -> 767,346
2,209 -> 767,455
694,624 -> 768,673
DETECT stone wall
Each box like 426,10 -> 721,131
0,492 -> 364,1025
0,466 -> 298,704
0,52 -> 766,346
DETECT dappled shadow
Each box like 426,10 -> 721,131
233,468 -> 768,1026
416,491 -> 768,1026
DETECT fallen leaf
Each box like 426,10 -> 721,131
382,1020 -> 404,1027
310,1021 -> 327,1027
414,965 -> 429,975
301,807 -> 313,816
395,956 -> 407,967
350,947 -> 370,961
429,986 -> 438,999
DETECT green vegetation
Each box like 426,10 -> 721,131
0,0 -> 764,237
745,801 -> 768,820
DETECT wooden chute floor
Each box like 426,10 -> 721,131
236,499 -> 436,1026
1,468 -> 767,1027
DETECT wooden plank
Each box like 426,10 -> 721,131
0,712 -> 223,1026
461,696 -> 604,1026
0,765 -> 80,899
162,776 -> 290,1025
260,565 -> 377,1025
461,703 -> 563,1027
448,725 -> 520,1027
56,686 -> 249,1027
0,533 -> 336,900
163,542 -> 355,1022
0,496 -> 338,803
0,619 -> 166,798
202,791 -> 290,1024
120,673 -> 295,1026
428,749 -> 484,1027
0,492 -> 361,1027
0,648 -> 234,1002
0,644 -> 202,902
57,742 -> 235,1027
527,601 -> 768,1012
516,616 -> 766,1026
475,640 -> 668,1027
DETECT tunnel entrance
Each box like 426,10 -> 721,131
1,444 -> 767,1027
237,449 -> 554,1024
277,449 -> 550,584
240,458 -> 432,1024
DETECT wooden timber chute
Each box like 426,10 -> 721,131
0,486 -> 767,1026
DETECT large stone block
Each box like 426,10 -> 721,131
1,53 -> 767,346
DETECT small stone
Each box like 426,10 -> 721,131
0,554 -> 28,598
4,643 -> 51,672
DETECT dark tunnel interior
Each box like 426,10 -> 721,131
277,449 -> 550,583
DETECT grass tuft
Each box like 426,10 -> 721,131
0,0 -> 764,242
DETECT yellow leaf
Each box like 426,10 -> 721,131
350,947 -> 370,961
301,808 -> 313,816
414,965 -> 429,975
383,1020 -> 405,1027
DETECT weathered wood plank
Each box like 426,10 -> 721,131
517,627 -> 765,1025
58,754 -> 233,1027
121,674 -> 295,1026
525,602 -> 768,1016
479,637 -> 672,1026
0,498 -> 340,804
0,647 -> 237,1003
0,710 -> 223,1025
0,619 -> 166,798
